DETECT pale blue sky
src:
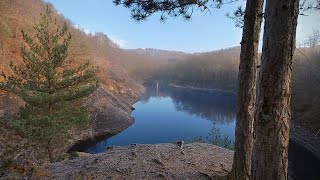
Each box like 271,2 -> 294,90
46,0 -> 319,53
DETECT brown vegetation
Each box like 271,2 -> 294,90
0,0 -> 319,179
292,46 -> 320,133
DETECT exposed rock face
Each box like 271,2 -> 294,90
70,85 -> 143,151
0,83 -> 143,177
45,143 -> 233,180
87,86 -> 142,135
32,166 -> 52,178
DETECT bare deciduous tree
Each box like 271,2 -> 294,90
308,29 -> 320,47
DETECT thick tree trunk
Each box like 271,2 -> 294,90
253,0 -> 299,179
230,0 -> 264,179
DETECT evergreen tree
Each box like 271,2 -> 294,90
0,6 -> 98,162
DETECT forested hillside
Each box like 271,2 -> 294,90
152,47 -> 240,91
0,0 -> 133,95
1,0 -> 319,138
0,0 -> 147,171
292,46 -> 320,133
0,1 -> 319,177
0,0 -> 186,116
0,0 -> 240,93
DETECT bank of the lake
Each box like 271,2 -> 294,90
167,84 -> 320,161
44,143 -> 234,179
82,84 -> 236,153
67,84 -> 319,180
0,81 -> 144,178
169,83 -> 236,94
68,85 -> 144,152
4,83 -> 317,179
40,84 -> 237,179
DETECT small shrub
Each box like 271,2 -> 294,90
190,122 -> 234,150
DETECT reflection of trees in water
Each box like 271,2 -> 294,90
170,88 -> 236,123
141,84 -> 236,123
140,83 -> 170,102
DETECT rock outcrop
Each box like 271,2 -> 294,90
45,143 -> 233,180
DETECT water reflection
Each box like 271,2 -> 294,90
86,84 -> 236,153
141,84 -> 237,123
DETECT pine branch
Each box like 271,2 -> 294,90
113,0 -> 239,21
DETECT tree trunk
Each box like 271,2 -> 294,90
253,0 -> 299,179
47,141 -> 54,163
230,0 -> 264,179
48,103 -> 53,113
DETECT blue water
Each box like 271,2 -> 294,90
87,85 -> 237,153
84,84 -> 320,180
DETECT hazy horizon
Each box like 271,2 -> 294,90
45,0 -> 320,53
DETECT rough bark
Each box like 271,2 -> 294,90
253,0 -> 299,179
230,0 -> 264,179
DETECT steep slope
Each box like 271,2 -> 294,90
1,0 -> 319,178
0,0 -> 144,168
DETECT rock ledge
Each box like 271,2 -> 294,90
45,143 -> 233,180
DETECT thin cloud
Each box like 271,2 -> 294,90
108,35 -> 128,48
72,24 -> 128,48
73,24 -> 96,35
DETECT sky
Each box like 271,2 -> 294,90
45,0 -> 320,53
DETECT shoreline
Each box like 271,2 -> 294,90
2,84 -> 319,179
68,86 -> 144,152
45,143 -> 234,179
169,83 -> 236,94
169,83 -> 320,160
71,85 -> 320,162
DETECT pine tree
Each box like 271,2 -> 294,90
253,0 -> 299,179
0,6 -> 98,162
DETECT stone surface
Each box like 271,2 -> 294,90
45,143 -> 233,180
32,166 -> 52,178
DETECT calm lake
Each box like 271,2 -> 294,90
87,84 -> 236,153
85,84 -> 320,180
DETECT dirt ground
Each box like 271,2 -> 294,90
43,143 -> 233,180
